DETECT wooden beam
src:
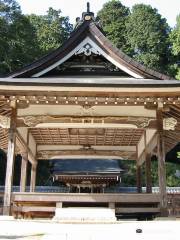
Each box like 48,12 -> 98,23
37,149 -> 136,160
3,101 -> 17,215
12,192 -> 160,203
137,132 -> 157,166
17,115 -> 157,129
13,206 -> 56,213
116,207 -> 160,214
16,130 -> 36,164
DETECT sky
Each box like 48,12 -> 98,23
17,0 -> 180,27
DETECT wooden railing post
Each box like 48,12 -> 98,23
136,165 -> 142,193
30,163 -> 37,192
20,153 -> 28,192
146,153 -> 152,193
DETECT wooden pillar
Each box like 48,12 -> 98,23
136,145 -> 142,193
30,163 -> 37,192
20,129 -> 29,192
145,153 -> 152,193
136,165 -> 142,193
3,101 -> 17,215
157,109 -> 167,215
20,153 -> 28,192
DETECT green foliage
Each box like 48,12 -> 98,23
28,8 -> 72,54
36,160 -> 52,186
97,0 -> 130,52
121,160 -> 136,186
97,1 -> 172,73
0,0 -> 40,74
121,160 -> 180,187
0,1 -> 72,75
166,162 -> 180,186
169,15 -> 180,80
125,4 -> 170,72
0,0 -> 20,21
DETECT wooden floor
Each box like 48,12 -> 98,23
11,192 -> 161,219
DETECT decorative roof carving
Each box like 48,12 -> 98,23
163,117 -> 177,130
20,115 -> 154,128
0,115 -> 10,128
130,117 -> 152,128
20,116 -> 47,127
75,43 -> 100,56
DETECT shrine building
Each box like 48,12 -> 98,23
0,3 -> 180,219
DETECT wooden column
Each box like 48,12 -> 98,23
157,109 -> 167,215
20,129 -> 29,192
20,153 -> 28,192
136,145 -> 142,193
30,163 -> 37,192
136,165 -> 142,193
145,153 -> 152,193
3,101 -> 17,215
143,130 -> 152,193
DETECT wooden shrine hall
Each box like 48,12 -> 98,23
52,158 -> 123,194
0,3 -> 180,219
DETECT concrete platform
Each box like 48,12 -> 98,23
53,207 -> 116,222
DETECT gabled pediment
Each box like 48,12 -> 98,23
8,20 -> 171,80
35,37 -> 134,78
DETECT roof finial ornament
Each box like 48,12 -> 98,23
87,2 -> 90,13
82,2 -> 94,21
74,2 -> 96,29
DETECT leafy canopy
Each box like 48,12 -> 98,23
125,4 -> 170,72
28,8 -> 72,54
0,0 -> 40,74
97,0 -> 130,52
169,15 -> 180,80
0,1 -> 72,75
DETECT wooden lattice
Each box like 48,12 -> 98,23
30,128 -> 144,146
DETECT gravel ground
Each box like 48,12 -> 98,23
0,218 -> 179,240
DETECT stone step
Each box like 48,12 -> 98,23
53,207 -> 116,222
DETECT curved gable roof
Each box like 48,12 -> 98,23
8,20 -> 171,80
52,159 -> 123,174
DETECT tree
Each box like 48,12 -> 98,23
0,1 -> 72,75
0,0 -> 40,74
0,0 -> 21,22
97,0 -> 130,52
169,15 -> 180,80
28,7 -> 72,54
125,4 -> 171,72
